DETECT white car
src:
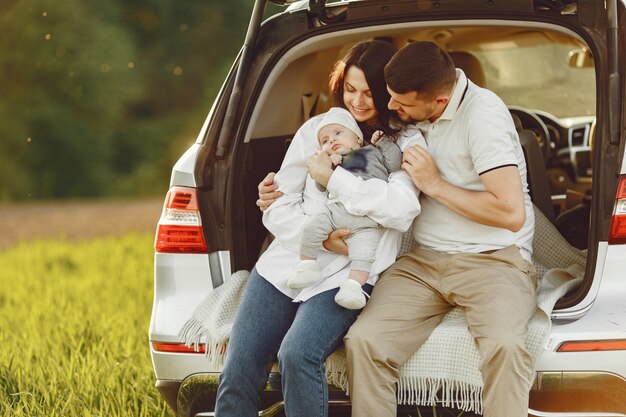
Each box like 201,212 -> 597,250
149,0 -> 626,416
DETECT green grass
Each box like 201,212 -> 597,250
0,234 -> 477,416
0,234 -> 174,417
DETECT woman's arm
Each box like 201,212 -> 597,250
261,117 -> 323,251
325,167 -> 421,232
261,115 -> 352,255
306,127 -> 423,233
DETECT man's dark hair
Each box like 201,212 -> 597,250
384,41 -> 456,98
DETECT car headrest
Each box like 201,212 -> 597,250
510,112 -> 524,132
448,51 -> 486,88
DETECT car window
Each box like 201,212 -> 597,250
473,43 -> 596,118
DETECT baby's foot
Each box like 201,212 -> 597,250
287,260 -> 322,289
334,279 -> 370,309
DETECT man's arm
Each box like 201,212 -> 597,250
402,145 -> 525,232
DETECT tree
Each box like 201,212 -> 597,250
0,0 -> 255,201
0,0 -> 142,200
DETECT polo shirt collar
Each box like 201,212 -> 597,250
438,69 -> 468,121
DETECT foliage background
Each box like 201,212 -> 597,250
0,2 -> 276,414
0,0 -> 271,202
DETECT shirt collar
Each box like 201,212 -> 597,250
438,69 -> 468,121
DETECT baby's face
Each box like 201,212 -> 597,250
318,123 -> 362,155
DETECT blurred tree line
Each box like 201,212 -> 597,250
0,0 -> 265,201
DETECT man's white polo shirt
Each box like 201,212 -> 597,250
411,69 -> 534,261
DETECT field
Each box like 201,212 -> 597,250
0,200 -> 473,417
0,199 -> 174,416
0,197 -> 163,251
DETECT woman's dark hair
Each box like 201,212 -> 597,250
385,41 -> 456,98
329,40 -> 401,138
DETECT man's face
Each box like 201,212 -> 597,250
387,87 -> 448,123
318,123 -> 362,155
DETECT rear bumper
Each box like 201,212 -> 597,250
194,400 -> 353,417
158,371 -> 626,417
174,372 -> 355,417
529,371 -> 626,415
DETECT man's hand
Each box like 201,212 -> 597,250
401,145 -> 443,196
322,229 -> 350,256
403,145 -> 526,232
256,172 -> 283,212
307,150 -> 334,188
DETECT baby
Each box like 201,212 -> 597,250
288,107 -> 402,309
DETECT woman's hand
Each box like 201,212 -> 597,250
322,229 -> 350,256
256,172 -> 283,212
307,150 -> 334,188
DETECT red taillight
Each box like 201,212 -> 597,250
155,187 -> 208,253
166,188 -> 199,210
557,339 -> 626,352
609,175 -> 626,245
152,342 -> 206,354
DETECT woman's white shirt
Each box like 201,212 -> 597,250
256,114 -> 425,302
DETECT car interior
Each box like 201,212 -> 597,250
239,22 -> 596,293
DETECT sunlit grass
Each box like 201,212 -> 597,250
0,234 -> 173,416
0,234 -> 478,416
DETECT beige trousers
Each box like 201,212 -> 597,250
344,245 -> 537,417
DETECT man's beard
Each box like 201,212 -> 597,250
397,112 -> 413,123
400,112 -> 425,123
397,103 -> 436,123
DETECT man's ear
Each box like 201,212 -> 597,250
435,95 -> 450,106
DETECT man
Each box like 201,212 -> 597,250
343,41 -> 537,417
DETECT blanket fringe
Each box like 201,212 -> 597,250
325,357 -> 483,414
397,377 -> 483,415
178,318 -> 227,369
325,353 -> 349,392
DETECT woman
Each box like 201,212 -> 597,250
215,40 -> 423,417
258,40 -> 410,210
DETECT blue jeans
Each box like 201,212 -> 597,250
215,268 -> 371,417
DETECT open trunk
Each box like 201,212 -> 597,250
151,1 -> 626,415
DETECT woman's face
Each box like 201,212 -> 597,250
342,66 -> 378,123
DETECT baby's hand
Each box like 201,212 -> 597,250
371,130 -> 384,146
329,153 -> 343,166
